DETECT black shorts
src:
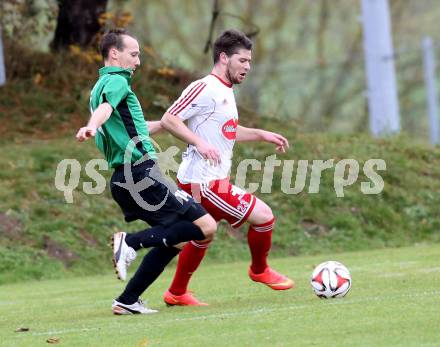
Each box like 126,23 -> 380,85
110,159 -> 207,227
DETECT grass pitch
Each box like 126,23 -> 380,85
1,244 -> 439,347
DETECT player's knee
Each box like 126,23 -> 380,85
203,220 -> 217,241
198,215 -> 217,241
262,206 -> 274,223
254,205 -> 274,225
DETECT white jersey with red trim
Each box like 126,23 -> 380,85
167,74 -> 238,183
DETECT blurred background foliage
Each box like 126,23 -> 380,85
2,0 -> 440,140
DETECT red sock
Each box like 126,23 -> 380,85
168,240 -> 210,295
247,218 -> 275,274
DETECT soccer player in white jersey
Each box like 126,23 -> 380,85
160,29 -> 294,306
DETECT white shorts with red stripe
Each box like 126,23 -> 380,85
178,178 -> 256,228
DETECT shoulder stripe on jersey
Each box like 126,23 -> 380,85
169,82 -> 207,116
169,82 -> 206,115
168,82 -> 204,114
171,83 -> 206,116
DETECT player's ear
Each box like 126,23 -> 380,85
219,52 -> 229,64
109,47 -> 118,60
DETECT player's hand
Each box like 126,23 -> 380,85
195,139 -> 221,166
261,131 -> 289,153
76,126 -> 97,142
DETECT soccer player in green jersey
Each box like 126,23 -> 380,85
76,29 -> 217,314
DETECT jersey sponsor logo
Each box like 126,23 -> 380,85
222,118 -> 238,140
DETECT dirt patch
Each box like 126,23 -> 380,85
43,236 -> 79,268
0,212 -> 23,240
78,229 -> 99,247
301,218 -> 329,237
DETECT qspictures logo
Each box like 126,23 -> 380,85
54,139 -> 386,208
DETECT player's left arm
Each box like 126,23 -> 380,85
236,125 -> 289,153
147,120 -> 164,135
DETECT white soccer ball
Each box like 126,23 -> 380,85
311,261 -> 351,298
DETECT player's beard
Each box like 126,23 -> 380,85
226,64 -> 241,85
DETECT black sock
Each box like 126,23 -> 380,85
125,221 -> 205,250
117,247 -> 180,304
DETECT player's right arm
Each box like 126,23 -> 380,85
77,75 -> 129,142
76,102 -> 113,142
161,112 -> 221,165
161,80 -> 220,164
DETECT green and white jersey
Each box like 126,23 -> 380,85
89,66 -> 157,168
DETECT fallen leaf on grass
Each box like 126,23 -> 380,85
46,337 -> 60,344
15,327 -> 29,332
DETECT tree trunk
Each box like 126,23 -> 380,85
52,0 -> 108,51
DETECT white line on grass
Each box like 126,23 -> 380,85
26,289 -> 440,337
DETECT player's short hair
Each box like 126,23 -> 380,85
213,29 -> 253,63
100,28 -> 136,60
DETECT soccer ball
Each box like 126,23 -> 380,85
311,261 -> 351,298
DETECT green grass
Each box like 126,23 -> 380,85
1,133 -> 440,283
1,244 -> 439,347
